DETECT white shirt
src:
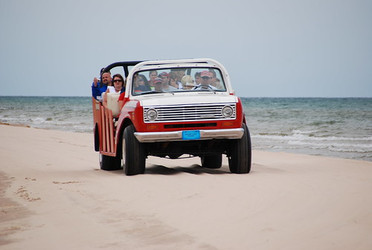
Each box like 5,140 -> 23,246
107,86 -> 121,93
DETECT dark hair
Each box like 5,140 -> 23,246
112,74 -> 124,84
112,74 -> 125,91
169,71 -> 178,80
149,70 -> 158,77
136,74 -> 151,91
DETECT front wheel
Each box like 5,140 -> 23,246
228,124 -> 252,174
122,125 -> 146,175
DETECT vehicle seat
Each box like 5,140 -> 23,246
106,92 -> 120,117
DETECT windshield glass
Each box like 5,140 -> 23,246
131,67 -> 226,95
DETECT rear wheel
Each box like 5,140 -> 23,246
99,154 -> 121,171
201,154 -> 222,169
228,124 -> 251,174
123,125 -> 146,175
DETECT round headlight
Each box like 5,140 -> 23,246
146,109 -> 158,121
222,105 -> 233,118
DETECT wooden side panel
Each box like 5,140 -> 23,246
100,105 -> 106,152
108,109 -> 115,152
95,102 -> 117,156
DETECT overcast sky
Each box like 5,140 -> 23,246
0,0 -> 371,97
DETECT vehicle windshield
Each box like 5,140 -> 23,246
131,67 -> 226,95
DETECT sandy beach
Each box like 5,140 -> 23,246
0,124 -> 371,250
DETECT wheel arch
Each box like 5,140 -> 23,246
242,113 -> 247,125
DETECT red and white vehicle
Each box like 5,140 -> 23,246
92,58 -> 251,175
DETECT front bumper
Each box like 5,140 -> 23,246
134,128 -> 244,143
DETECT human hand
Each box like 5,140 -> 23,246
93,77 -> 99,87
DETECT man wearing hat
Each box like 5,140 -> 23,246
153,77 -> 164,92
193,71 -> 218,90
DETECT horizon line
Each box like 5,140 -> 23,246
1,95 -> 371,99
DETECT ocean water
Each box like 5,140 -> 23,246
0,96 -> 92,133
242,98 -> 372,162
0,96 -> 371,161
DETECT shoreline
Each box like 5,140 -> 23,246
0,122 -> 30,128
1,124 -> 372,249
1,122 -> 370,163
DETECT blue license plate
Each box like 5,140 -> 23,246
182,130 -> 200,140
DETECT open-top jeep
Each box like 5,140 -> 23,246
92,58 -> 251,175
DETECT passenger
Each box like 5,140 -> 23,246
134,74 -> 151,92
92,71 -> 111,100
103,74 -> 124,116
169,71 -> 183,89
181,75 -> 195,90
170,69 -> 185,89
158,72 -> 176,91
153,77 -> 164,92
193,71 -> 217,90
209,69 -> 223,89
159,72 -> 170,85
215,78 -> 222,89
194,72 -> 202,85
174,68 -> 185,82
148,70 -> 158,90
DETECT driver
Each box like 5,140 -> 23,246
193,71 -> 217,90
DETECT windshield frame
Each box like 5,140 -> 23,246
131,66 -> 227,96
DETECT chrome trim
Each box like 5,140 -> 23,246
134,128 -> 244,143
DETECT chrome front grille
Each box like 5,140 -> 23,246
143,103 -> 236,123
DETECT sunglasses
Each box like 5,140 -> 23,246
113,79 -> 123,83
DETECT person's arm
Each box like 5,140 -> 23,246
91,79 -> 101,99
92,85 -> 99,99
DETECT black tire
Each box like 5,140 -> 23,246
228,124 -> 252,174
123,125 -> 146,175
99,154 -> 121,171
201,154 -> 222,169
